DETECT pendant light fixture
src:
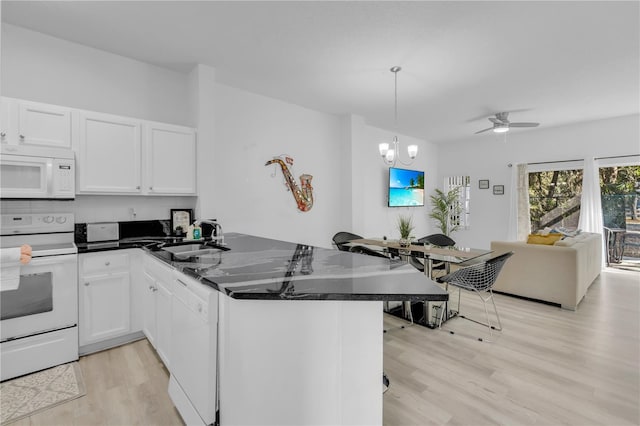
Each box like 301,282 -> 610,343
378,66 -> 418,166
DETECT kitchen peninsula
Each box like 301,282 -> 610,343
146,232 -> 448,425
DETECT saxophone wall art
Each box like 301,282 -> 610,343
265,155 -> 314,212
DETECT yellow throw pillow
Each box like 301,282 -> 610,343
527,233 -> 563,245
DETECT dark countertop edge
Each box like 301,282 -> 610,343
79,236 -> 449,303
225,291 -> 449,302
178,267 -> 448,302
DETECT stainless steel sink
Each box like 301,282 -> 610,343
162,242 -> 229,258
162,244 -> 207,254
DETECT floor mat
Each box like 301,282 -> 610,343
0,362 -> 86,425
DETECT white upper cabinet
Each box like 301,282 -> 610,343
145,122 -> 197,195
76,111 -> 142,194
1,97 -> 72,148
76,112 -> 196,196
2,97 -> 197,196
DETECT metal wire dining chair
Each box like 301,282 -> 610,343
436,251 -> 514,341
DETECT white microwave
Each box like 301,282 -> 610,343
0,145 -> 75,199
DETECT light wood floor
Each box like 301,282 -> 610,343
9,338 -> 184,426
383,268 -> 640,425
9,269 -> 639,425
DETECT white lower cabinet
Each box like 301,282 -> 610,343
80,250 -> 217,424
142,254 -> 174,367
79,252 -> 132,346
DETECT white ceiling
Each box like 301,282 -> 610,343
2,1 -> 639,143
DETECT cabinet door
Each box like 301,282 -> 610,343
142,271 -> 157,348
155,278 -> 173,367
77,111 -> 142,193
16,100 -> 72,148
1,97 -> 13,144
80,271 -> 131,345
145,123 -> 196,195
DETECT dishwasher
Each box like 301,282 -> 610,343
168,272 -> 218,426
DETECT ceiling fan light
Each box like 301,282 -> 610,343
493,126 -> 509,133
407,145 -> 418,159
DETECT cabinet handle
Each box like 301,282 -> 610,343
0,132 -> 5,137
197,304 -> 202,313
177,279 -> 187,287
149,186 -> 153,190
19,134 -> 25,139
85,282 -> 90,286
105,261 -> 111,266
136,186 -> 141,190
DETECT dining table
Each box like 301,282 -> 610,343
348,238 -> 494,327
349,238 -> 493,276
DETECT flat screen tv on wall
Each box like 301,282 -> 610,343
388,167 -> 425,207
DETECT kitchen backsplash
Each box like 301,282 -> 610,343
1,195 -> 197,223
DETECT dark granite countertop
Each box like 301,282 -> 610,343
76,236 -> 186,253
145,233 -> 449,302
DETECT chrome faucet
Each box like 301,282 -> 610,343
198,219 -> 224,245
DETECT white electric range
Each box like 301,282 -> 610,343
0,213 -> 78,381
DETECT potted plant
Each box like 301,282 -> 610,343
429,187 -> 462,236
397,215 -> 415,253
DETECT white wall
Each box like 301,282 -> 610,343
1,24 -> 439,245
207,83 -> 346,248
188,64 -> 217,221
1,24 -> 190,125
349,116 -> 439,240
0,24 -> 196,223
438,114 -> 640,249
201,87 -> 439,248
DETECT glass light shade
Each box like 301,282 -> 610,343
407,145 -> 418,159
493,126 -> 509,133
385,149 -> 395,163
379,143 -> 390,156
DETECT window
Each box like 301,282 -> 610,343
528,169 -> 583,232
445,176 -> 471,230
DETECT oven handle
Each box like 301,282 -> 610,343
24,253 -> 77,267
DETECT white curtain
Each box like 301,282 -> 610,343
578,157 -> 606,267
507,163 -> 531,241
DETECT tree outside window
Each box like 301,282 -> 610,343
529,165 -> 639,259
528,169 -> 583,232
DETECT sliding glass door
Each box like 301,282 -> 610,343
527,160 -> 639,270
599,164 -> 640,267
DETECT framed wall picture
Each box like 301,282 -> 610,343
479,179 -> 490,189
171,209 -> 193,235
493,185 -> 504,195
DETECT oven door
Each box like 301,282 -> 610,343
0,154 -> 51,199
0,253 -> 78,341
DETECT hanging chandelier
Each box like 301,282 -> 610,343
378,66 -> 418,166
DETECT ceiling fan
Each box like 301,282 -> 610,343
475,112 -> 540,134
